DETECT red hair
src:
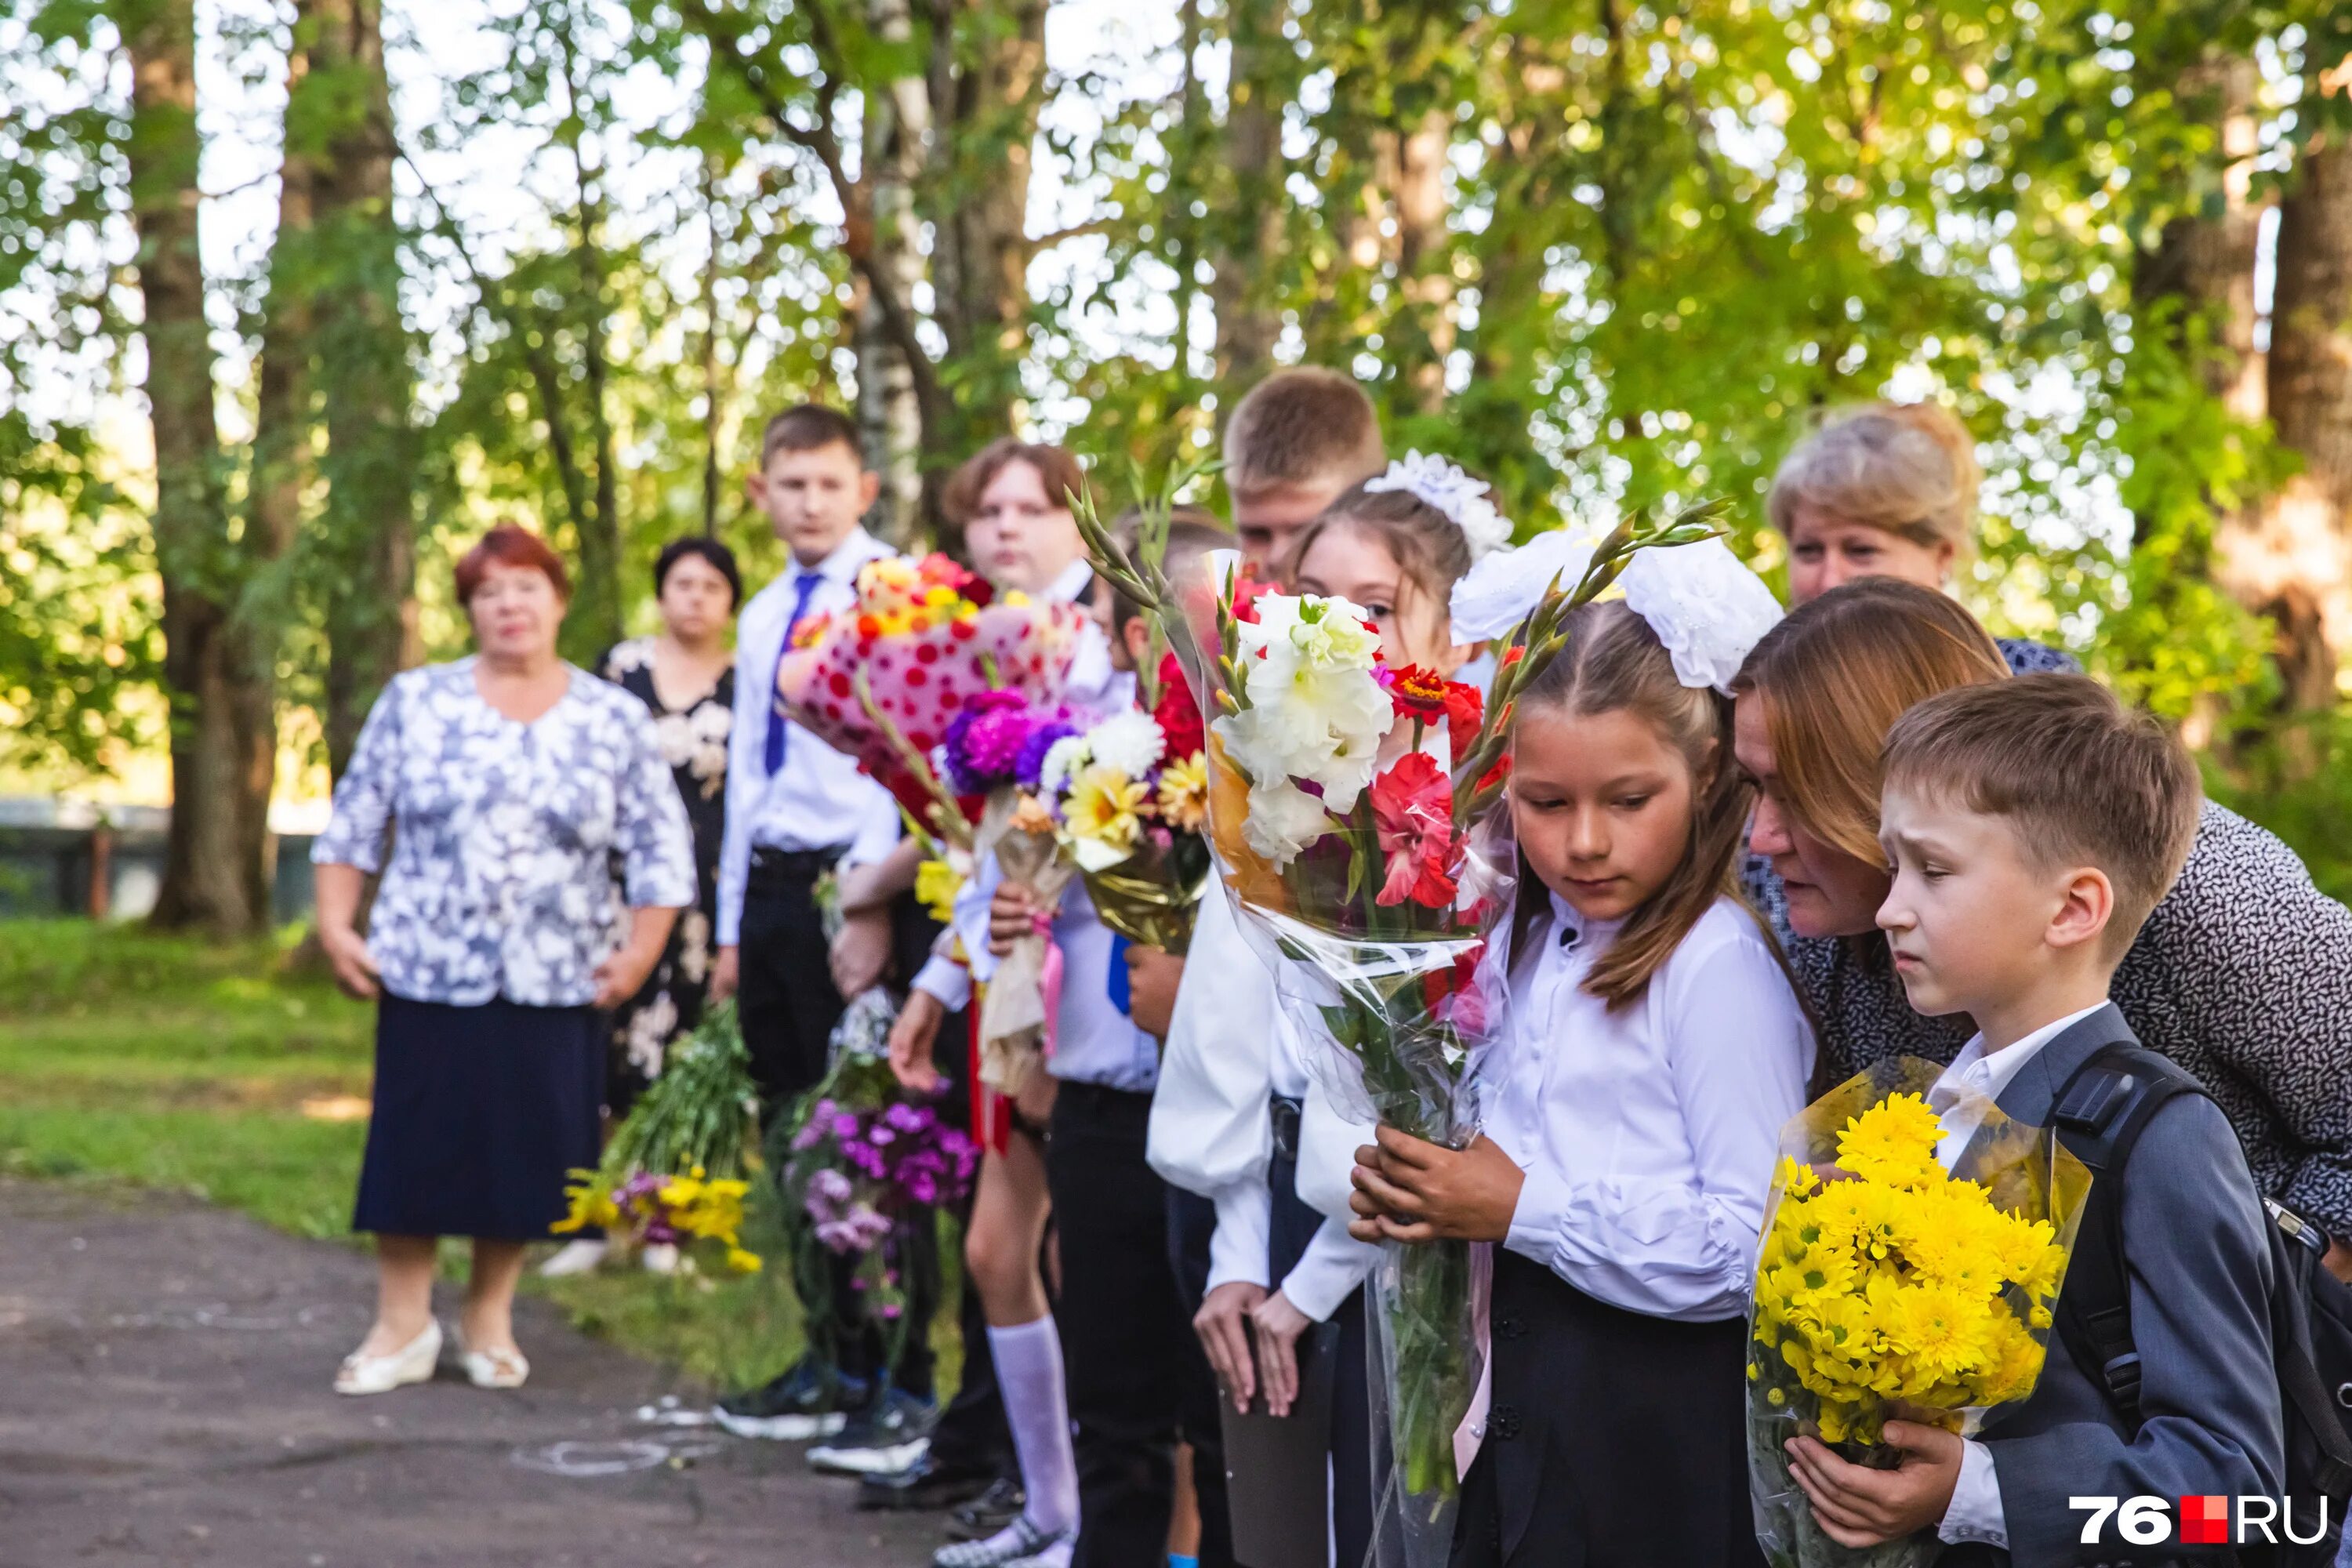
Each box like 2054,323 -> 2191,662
456,524 -> 571,604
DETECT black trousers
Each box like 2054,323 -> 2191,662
1268,1120 -> 1383,1568
737,849 -> 848,1120
1047,1082 -> 1235,1568
1450,1250 -> 1762,1568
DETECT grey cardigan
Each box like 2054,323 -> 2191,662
1753,800 -> 2352,1235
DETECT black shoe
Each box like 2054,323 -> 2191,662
854,1451 -> 1001,1512
946,1476 -> 1026,1541
713,1356 -> 870,1441
807,1385 -> 940,1477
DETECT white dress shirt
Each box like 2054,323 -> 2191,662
715,528 -> 902,946
1932,1000 -> 2111,1551
1147,884 -> 1380,1320
1485,892 -> 1814,1321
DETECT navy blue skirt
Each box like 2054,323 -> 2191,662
352,994 -> 602,1241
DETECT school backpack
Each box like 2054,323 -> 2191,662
2051,1041 -> 2352,1567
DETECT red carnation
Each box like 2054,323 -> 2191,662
1152,651 -> 1207,761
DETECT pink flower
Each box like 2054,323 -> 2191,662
1370,752 -> 1457,909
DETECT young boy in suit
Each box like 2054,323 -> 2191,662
1785,674 -> 2285,1565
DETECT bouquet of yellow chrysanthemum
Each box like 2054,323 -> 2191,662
1748,1058 -> 2092,1568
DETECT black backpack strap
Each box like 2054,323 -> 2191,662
2051,1042 -> 2202,1431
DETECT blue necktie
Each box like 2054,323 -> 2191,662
764,569 -> 826,776
1107,932 -> 1131,1016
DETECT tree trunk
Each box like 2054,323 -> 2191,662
1210,0 -> 1289,390
699,158 -> 726,537
2249,127 -> 2352,713
128,0 -> 277,936
561,27 -> 624,656
299,0 -> 420,775
1386,106 -> 1455,416
924,0 -> 1045,445
857,0 -> 928,545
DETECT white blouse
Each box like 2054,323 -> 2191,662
1148,885 -> 1378,1321
1483,892 -> 1814,1322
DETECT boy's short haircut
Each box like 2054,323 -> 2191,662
760,405 -> 865,468
1222,368 -> 1386,497
1104,506 -> 1232,637
1883,673 -> 2202,952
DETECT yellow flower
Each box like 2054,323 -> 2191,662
915,858 -> 964,924
1834,1093 -> 1947,1189
1063,764 -> 1148,872
1154,753 -> 1209,832
724,1246 -> 764,1275
553,1169 -> 619,1234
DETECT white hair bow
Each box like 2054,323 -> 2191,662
1363,452 -> 1514,561
1447,527 -> 1782,694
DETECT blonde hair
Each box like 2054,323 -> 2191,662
1513,601 -> 1751,1010
1222,368 -> 1386,497
1729,579 -> 2009,868
1885,675 -> 2201,956
1766,402 -> 1981,560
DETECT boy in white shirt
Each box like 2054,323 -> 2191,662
1784,674 -> 2282,1566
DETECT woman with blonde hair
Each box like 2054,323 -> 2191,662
1729,576 -> 2352,1268
1766,401 -> 2076,675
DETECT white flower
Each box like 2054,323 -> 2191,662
690,742 -> 728,789
1037,734 -> 1093,796
1084,710 -> 1165,779
689,702 -> 732,742
677,910 -> 710,983
1239,778 -> 1336,866
1448,524 -> 1606,642
1364,451 -> 1513,560
1618,535 -> 1784,694
605,638 -> 652,673
1217,593 -> 1392,815
654,712 -> 697,767
626,991 -> 677,1077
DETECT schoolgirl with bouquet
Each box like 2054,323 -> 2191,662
1348,535 -> 1810,1566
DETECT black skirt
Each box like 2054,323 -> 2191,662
352,993 -> 603,1241
1452,1249 -> 1764,1568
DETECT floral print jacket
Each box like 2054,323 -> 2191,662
312,658 -> 696,1007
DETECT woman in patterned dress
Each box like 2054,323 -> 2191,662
313,524 -> 695,1393
595,538 -> 741,1115
1765,400 -> 2079,677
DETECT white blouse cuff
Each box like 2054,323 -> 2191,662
1279,1218 -> 1377,1322
1206,1182 -> 1274,1294
913,953 -> 971,1011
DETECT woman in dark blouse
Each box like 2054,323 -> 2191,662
595,537 -> 741,1113
1731,579 -> 2352,1261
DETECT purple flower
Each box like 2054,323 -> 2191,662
810,1169 -> 854,1204
1015,720 -> 1079,789
941,691 -> 1031,794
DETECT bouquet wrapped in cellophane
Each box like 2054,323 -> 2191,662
1032,652 -> 1214,953
1084,499 -> 1726,1567
779,550 -> 1107,1092
556,1000 -> 764,1275
773,993 -> 980,1383
1748,1061 -> 2091,1568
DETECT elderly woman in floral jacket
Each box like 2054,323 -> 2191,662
314,524 -> 694,1395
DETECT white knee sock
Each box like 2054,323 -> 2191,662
986,1316 -> 1079,1535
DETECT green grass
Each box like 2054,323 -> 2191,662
0,918 -> 841,1393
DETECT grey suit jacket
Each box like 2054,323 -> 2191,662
1958,1003 -> 2284,1566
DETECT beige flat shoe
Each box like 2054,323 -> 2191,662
456,1333 -> 529,1390
335,1320 -> 442,1396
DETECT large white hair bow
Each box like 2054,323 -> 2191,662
1363,452 -> 1514,561
1447,527 -> 1782,693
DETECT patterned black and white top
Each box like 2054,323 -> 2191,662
1750,800 -> 2352,1232
313,658 -> 696,1008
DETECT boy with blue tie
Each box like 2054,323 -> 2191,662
709,405 -> 912,1443
1784,674 -> 2284,1565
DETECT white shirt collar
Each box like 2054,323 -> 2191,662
1931,1000 -> 2111,1162
793,527 -> 886,587
1044,557 -> 1095,606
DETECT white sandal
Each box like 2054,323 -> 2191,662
334,1320 -> 443,1396
456,1332 -> 530,1390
